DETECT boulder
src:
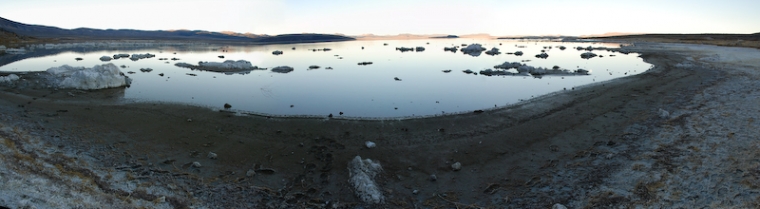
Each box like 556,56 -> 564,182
271,66 -> 294,73
460,44 -> 486,56
581,52 -> 598,59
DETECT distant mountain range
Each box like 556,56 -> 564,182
0,17 -> 354,44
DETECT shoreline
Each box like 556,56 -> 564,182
2,41 -> 760,208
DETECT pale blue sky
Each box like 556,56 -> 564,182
1,0 -> 758,36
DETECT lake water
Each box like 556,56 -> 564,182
0,39 -> 651,118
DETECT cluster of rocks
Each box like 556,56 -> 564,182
129,53 -> 155,61
481,61 -> 591,76
485,47 -> 501,55
460,44 -> 487,56
174,60 -> 261,73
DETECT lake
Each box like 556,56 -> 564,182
0,39 -> 651,118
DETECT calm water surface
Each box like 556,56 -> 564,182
0,39 -> 651,118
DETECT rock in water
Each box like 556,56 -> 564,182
224,103 -> 232,109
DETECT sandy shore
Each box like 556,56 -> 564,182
1,41 -> 759,208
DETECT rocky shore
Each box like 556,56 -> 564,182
1,41 -> 759,208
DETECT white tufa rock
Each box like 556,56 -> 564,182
451,162 -> 462,171
197,60 -> 257,70
45,63 -> 131,90
365,141 -> 376,148
348,156 -> 385,204
207,152 -> 217,159
658,108 -> 670,119
552,203 -> 568,209
0,74 -> 20,83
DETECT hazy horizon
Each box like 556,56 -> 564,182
1,0 -> 759,37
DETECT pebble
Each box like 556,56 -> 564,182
365,141 -> 376,148
451,162 -> 462,171
187,118 -> 192,122
430,174 -> 437,181
207,152 -> 217,159
192,161 -> 202,168
412,189 -> 419,194
246,169 -> 256,177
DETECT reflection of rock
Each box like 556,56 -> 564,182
443,46 -> 458,52
75,58 -> 83,61
460,44 -> 486,56
99,56 -> 112,61
535,53 -> 549,59
271,66 -> 294,73
272,50 -> 283,55
442,70 -> 452,73
580,52 -> 598,59
218,55 -> 224,58
140,68 -> 153,72
309,65 -> 320,69
175,60 -> 261,73
485,47 -> 501,55
358,61 -> 373,65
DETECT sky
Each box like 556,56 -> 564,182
1,0 -> 759,36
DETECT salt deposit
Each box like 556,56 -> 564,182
45,63 -> 131,90
174,60 -> 260,73
348,156 -> 384,204
0,74 -> 19,83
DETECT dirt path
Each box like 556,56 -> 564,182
1,42 -> 758,208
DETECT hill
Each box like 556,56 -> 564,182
0,17 -> 354,44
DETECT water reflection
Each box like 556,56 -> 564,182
0,39 -> 650,118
